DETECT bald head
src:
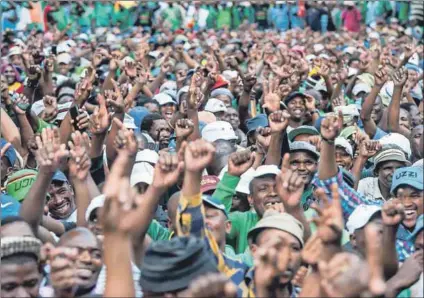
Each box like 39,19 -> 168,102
58,227 -> 100,249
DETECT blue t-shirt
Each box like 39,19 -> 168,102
373,127 -> 388,140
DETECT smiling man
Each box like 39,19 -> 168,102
47,171 -> 77,222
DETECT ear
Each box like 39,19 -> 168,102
247,195 -> 253,208
249,243 -> 258,258
350,234 -> 357,249
225,220 -> 232,234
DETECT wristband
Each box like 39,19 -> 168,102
321,136 -> 335,145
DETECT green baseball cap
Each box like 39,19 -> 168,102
288,125 -> 320,142
5,169 -> 37,202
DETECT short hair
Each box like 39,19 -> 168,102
139,98 -> 159,108
400,103 -> 415,113
140,113 -> 164,132
55,80 -> 76,98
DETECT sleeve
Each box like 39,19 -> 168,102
312,169 -> 375,223
147,219 -> 171,241
228,211 -> 243,240
212,173 -> 241,213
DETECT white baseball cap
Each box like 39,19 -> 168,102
8,46 -> 22,57
252,165 -> 280,179
379,133 -> 412,159
346,204 -> 382,234
352,83 -> 372,96
204,98 -> 228,113
159,81 -> 177,93
123,114 -> 137,130
235,168 -> 256,194
335,137 -> 353,158
135,149 -> 159,165
334,104 -> 360,117
57,53 -> 72,65
153,93 -> 176,106
130,162 -> 155,186
202,121 -> 237,143
85,195 -> 105,221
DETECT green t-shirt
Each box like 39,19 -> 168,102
74,4 -> 93,28
51,7 -> 69,31
161,6 -> 183,31
206,6 -> 218,29
217,8 -> 231,29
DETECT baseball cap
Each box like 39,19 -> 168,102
235,168 -> 256,194
253,165 -> 280,179
202,195 -> 228,218
352,83 -> 372,96
0,139 -> 17,167
210,88 -> 233,100
130,163 -> 154,186
153,93 -> 176,106
204,98 -> 227,113
176,86 -> 189,104
159,80 -> 177,92
408,214 -> 423,241
52,171 -> 68,182
1,194 -> 21,219
288,125 -> 319,142
334,104 -> 360,117
135,149 -> 159,164
202,121 -> 237,143
5,169 -> 37,202
374,148 -> 411,169
8,46 -> 22,57
290,141 -> 320,160
391,166 -> 423,194
284,91 -> 306,106
245,114 -> 269,135
57,53 -> 72,65
346,204 -> 382,234
339,126 -> 356,140
248,211 -> 305,247
379,133 -> 412,159
335,137 -> 353,158
85,195 -> 105,221
200,175 -> 220,193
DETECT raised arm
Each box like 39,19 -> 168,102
387,67 -> 410,136
265,110 -> 290,165
318,112 -> 343,180
20,127 -> 69,234
360,68 -> 388,138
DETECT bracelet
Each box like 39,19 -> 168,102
321,136 -> 335,145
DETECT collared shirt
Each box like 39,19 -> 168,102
243,268 -> 301,298
357,177 -> 386,203
176,192 -> 249,297
312,169 -> 414,262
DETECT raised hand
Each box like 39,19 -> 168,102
301,233 -> 323,267
276,154 -> 305,210
331,94 -> 346,109
70,109 -> 89,132
47,246 -> 79,298
320,111 -> 343,142
152,151 -> 184,189
35,127 -> 69,173
227,149 -> 255,177
304,94 -> 316,112
109,58 -> 119,72
184,139 -> 215,173
113,118 -> 137,156
268,110 -> 290,133
381,198 -> 405,226
308,135 -> 322,152
359,140 -> 381,159
254,238 -> 290,296
42,95 -> 58,121
27,65 -> 42,81
242,73 -> 257,92
262,77 -> 283,113
105,80 -> 125,113
256,127 -> 272,152
317,63 -> 330,78
124,60 -> 137,79
178,273 -> 237,298
68,131 -> 91,181
12,93 -> 30,115
135,65 -> 149,87
89,94 -> 111,135
292,266 -> 309,288
389,250 -> 423,290
276,84 -> 291,100
44,55 -> 56,73
175,118 -> 194,139
310,184 -> 344,244
391,67 -> 408,88
374,68 -> 389,87
225,56 -> 239,70
403,44 -> 416,60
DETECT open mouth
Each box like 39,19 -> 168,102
76,268 -> 95,280
292,109 -> 304,117
404,209 -> 417,220
53,201 -> 69,215
264,198 -> 282,209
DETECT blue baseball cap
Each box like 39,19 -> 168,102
1,194 -> 21,219
1,138 -> 17,167
245,114 -> 268,135
128,106 -> 150,130
408,214 -> 423,242
52,171 -> 68,182
202,195 -> 228,218
283,91 -> 306,105
391,166 -> 423,194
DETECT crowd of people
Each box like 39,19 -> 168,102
1,1 -> 424,297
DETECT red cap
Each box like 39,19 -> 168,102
201,175 -> 220,194
211,75 -> 229,90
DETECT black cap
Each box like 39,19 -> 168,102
139,236 -> 218,293
283,91 -> 306,105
